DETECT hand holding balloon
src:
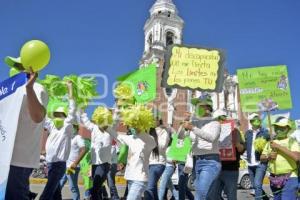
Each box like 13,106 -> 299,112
26,68 -> 38,88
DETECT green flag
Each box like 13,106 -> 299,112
117,64 -> 157,104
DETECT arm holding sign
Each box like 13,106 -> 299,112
183,121 -> 221,142
26,69 -> 46,123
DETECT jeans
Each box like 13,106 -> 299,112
270,177 -> 298,200
107,163 -> 120,200
158,163 -> 178,200
157,163 -> 192,200
177,163 -> 194,200
144,164 -> 165,200
194,155 -> 221,200
60,167 -> 80,200
84,189 -> 92,199
248,164 -> 268,200
40,161 -> 66,200
207,170 -> 239,200
127,180 -> 147,200
5,165 -> 33,200
91,163 -> 110,200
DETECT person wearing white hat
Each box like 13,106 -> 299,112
260,116 -> 300,200
40,81 -> 76,200
245,113 -> 270,200
207,110 -> 245,200
4,57 -> 48,200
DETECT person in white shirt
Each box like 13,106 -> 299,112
107,111 -> 156,200
60,125 -> 87,200
183,95 -> 221,200
107,139 -> 121,200
40,81 -> 76,200
144,118 -> 169,200
244,113 -> 270,200
80,107 -> 114,200
5,67 -> 48,200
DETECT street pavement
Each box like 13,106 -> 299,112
30,183 -> 272,200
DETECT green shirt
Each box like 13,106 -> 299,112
79,139 -> 93,190
167,134 -> 192,162
262,138 -> 300,177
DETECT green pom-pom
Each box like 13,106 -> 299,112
38,74 -> 99,109
92,106 -> 113,127
120,105 -> 155,133
63,75 -> 98,108
254,137 -> 268,153
38,75 -> 67,98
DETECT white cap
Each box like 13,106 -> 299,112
273,117 -> 291,127
213,109 -> 227,119
248,113 -> 260,121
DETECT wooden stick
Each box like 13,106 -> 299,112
267,111 -> 273,142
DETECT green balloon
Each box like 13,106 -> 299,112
9,68 -> 20,77
20,40 -> 51,72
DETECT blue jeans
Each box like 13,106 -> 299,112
248,164 -> 267,200
5,165 -> 33,200
177,163 -> 194,200
107,163 -> 120,200
270,177 -> 298,200
60,167 -> 80,200
144,164 -> 165,200
207,170 -> 239,200
127,180 -> 147,200
194,155 -> 221,200
91,163 -> 110,200
40,161 -> 66,200
158,163 -> 178,200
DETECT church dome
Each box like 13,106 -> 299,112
150,0 -> 177,15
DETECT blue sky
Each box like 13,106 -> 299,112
0,0 -> 299,119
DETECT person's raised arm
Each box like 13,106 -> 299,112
80,110 -> 96,132
65,81 -> 76,124
26,69 -> 46,123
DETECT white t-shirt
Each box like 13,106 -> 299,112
45,99 -> 76,163
149,127 -> 169,165
66,134 -> 85,167
81,113 -> 113,165
10,83 -> 48,168
108,128 -> 156,182
248,129 -> 260,166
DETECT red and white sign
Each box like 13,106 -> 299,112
219,120 -> 236,161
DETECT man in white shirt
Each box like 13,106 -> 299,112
40,81 -> 76,200
5,69 -> 48,200
80,107 -> 114,200
245,113 -> 270,200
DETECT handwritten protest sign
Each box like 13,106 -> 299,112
237,65 -> 292,112
219,120 -> 236,161
162,45 -> 225,92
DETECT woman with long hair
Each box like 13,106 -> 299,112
144,119 -> 170,200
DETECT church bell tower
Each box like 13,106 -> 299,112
140,0 -> 189,128
141,0 -> 184,64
